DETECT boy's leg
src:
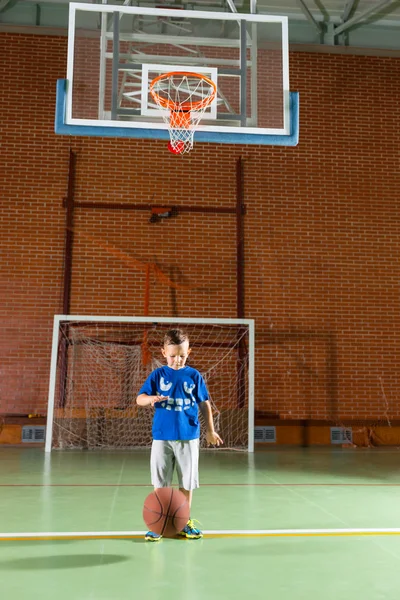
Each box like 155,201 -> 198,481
173,440 -> 203,539
150,440 -> 175,489
179,488 -> 192,508
173,439 -> 199,492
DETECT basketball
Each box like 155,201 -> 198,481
143,488 -> 190,537
167,140 -> 185,155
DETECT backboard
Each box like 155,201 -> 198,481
55,2 -> 299,147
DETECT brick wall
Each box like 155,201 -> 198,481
2,32 -> 400,421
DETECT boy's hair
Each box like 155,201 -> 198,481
163,329 -> 190,346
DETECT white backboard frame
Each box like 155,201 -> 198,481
66,3 -> 291,137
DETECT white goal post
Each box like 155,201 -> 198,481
45,316 -> 255,453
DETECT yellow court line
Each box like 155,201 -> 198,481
2,530 -> 400,542
206,531 -> 400,538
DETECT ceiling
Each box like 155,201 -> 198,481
1,0 -> 400,53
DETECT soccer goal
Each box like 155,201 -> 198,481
45,316 -> 255,453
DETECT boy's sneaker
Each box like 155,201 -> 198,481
178,519 -> 203,539
145,531 -> 162,542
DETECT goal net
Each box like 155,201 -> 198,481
45,316 -> 254,452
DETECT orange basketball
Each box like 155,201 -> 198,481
143,487 -> 190,537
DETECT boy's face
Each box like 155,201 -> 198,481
162,341 -> 191,370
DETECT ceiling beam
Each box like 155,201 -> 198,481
341,0 -> 359,23
226,0 -> 237,12
295,0 -> 324,33
335,0 -> 399,35
0,0 -> 17,12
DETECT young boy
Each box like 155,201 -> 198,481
136,328 -> 223,541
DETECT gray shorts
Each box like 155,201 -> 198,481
150,439 -> 200,491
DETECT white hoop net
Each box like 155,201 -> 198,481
150,72 -> 216,154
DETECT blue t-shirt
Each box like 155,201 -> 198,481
138,365 -> 209,441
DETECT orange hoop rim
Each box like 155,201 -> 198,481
149,71 -> 217,112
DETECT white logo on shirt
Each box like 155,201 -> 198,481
160,377 -> 173,392
184,382 -> 195,396
157,380 -> 196,411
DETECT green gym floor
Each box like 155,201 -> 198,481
1,447 -> 400,600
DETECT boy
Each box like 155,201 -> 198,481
136,328 -> 223,541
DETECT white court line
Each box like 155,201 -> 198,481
2,528 -> 400,541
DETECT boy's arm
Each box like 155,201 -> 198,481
198,400 -> 223,446
136,394 -> 167,407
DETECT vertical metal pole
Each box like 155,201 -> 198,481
63,149 -> 76,315
59,149 -> 77,415
249,22 -> 258,127
240,20 -> 247,126
248,320 -> 255,452
236,157 -> 247,413
282,17 -> 290,134
236,157 -> 245,319
66,4 -> 76,123
111,11 -> 120,120
98,9 -> 108,119
45,316 -> 62,453
249,0 -> 258,127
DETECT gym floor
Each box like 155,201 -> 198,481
1,447 -> 400,599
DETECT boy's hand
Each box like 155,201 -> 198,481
151,395 -> 169,406
206,430 -> 224,447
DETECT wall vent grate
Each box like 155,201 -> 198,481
254,426 -> 276,443
330,427 -> 353,444
22,426 -> 46,443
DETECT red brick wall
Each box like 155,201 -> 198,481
2,32 -> 400,422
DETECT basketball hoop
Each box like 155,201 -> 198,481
149,72 -> 217,155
